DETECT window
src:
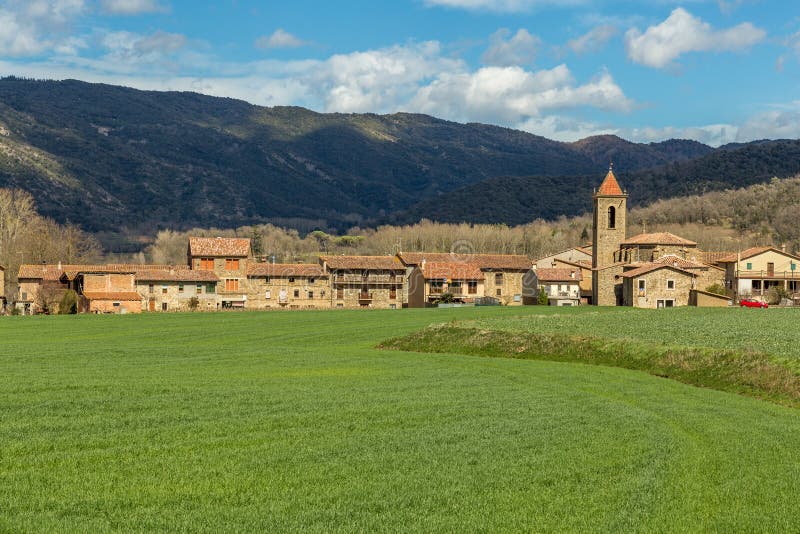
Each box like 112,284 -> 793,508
468,281 -> 478,294
308,291 -> 314,299
149,284 -> 154,294
608,206 -> 616,229
390,272 -> 397,282
178,284 -> 184,293
225,279 -> 239,292
162,286 -> 168,294
495,273 -> 503,285
293,289 -> 300,298
225,258 -> 240,270
430,280 -> 444,292
309,278 -> 315,284
746,262 -> 752,270
666,279 -> 675,290
336,303 -> 344,308
196,284 -> 202,294
199,258 -> 214,270
496,288 -> 502,296
792,263 -> 797,271
289,277 -> 295,283
113,302 -> 120,308
207,284 -> 215,294
390,304 -> 397,309
337,288 -> 344,299
21,292 -> 28,300
264,276 -> 271,283
752,280 -> 762,291
265,290 -> 271,299
390,287 -> 397,299
637,279 -> 646,296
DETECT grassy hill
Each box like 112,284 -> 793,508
3,307 -> 800,530
0,77 -> 723,237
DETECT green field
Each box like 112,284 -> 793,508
2,307 -> 800,531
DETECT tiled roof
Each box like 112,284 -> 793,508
554,258 -> 592,270
622,263 -> 694,278
421,262 -> 484,280
621,232 -> 698,246
82,291 -> 142,301
698,251 -> 735,264
596,168 -> 625,196
715,247 -> 800,263
135,269 -> 218,282
536,268 -> 582,282
652,255 -> 709,269
247,263 -> 324,277
321,255 -> 404,271
19,264 -> 172,281
398,252 -> 532,270
188,237 -> 251,257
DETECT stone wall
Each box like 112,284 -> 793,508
137,281 -> 218,312
246,276 -> 330,309
594,264 -> 624,306
482,269 -> 530,305
624,268 -> 694,308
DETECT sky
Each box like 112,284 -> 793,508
0,0 -> 798,146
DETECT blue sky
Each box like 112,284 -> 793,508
0,0 -> 798,145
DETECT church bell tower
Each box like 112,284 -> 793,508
592,164 -> 627,305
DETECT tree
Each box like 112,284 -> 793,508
59,290 -> 78,314
537,287 -> 549,306
188,296 -> 200,311
705,283 -> 727,296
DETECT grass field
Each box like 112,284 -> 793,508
2,307 -> 800,531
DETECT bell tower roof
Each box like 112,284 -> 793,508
595,164 -> 626,196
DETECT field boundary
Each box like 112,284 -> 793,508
379,324 -> 800,408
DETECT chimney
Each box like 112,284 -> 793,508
58,261 -> 62,270
782,243 -> 787,253
570,270 -> 576,279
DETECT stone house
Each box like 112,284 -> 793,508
648,254 -> 725,294
533,268 -> 582,306
407,261 -> 485,306
715,246 -> 800,302
136,268 -> 218,312
397,252 -> 533,306
16,264 -> 71,314
188,237 -> 251,310
534,247 -> 592,269
320,256 -> 405,309
617,233 -> 699,263
65,268 -> 142,314
246,263 -> 327,309
622,263 -> 696,308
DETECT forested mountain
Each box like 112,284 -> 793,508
398,139 -> 800,225
0,77 -> 795,246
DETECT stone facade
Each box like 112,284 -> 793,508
321,256 -> 406,309
622,265 -> 695,308
137,279 -> 218,312
592,167 -> 627,306
188,237 -> 251,309
0,265 -> 5,312
246,263 -> 328,309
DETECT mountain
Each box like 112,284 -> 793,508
397,139 -> 800,226
0,77 -> 716,244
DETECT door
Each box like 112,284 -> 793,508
148,299 -> 156,312
767,262 -> 775,276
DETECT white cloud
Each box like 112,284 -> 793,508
625,8 -> 766,69
482,28 -> 540,66
424,0 -> 583,12
0,0 -> 87,56
99,0 -> 167,15
255,29 -> 308,50
736,103 -> 800,141
566,24 -> 617,55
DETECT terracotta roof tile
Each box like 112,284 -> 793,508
421,262 -> 484,280
189,237 -> 251,257
19,264 -> 172,281
398,252 -> 532,270
322,255 -> 404,271
82,291 -> 142,301
135,269 -> 218,282
715,247 -> 800,263
652,255 -> 709,269
621,232 -> 697,246
622,263 -> 694,278
536,268 -> 582,282
247,263 -> 324,277
698,251 -> 736,264
596,168 -> 625,196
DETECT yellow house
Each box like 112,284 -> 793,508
716,247 -> 800,301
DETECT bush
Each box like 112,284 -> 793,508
705,283 -> 727,296
58,290 -> 78,314
188,296 -> 200,311
537,288 -> 549,306
766,286 -> 789,305
438,292 -> 456,304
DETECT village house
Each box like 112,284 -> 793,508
534,246 -> 592,269
715,246 -> 800,302
246,263 -> 327,309
533,268 -> 582,306
136,268 -> 219,312
621,263 -> 698,308
397,252 -> 534,306
66,267 -> 142,314
188,237 -> 251,310
320,255 -> 405,309
407,261 -> 485,306
549,258 -> 593,304
617,233 -> 699,263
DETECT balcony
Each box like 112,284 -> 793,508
335,274 -> 399,285
358,292 -> 373,302
737,270 -> 800,280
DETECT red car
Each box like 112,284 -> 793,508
740,299 -> 768,308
